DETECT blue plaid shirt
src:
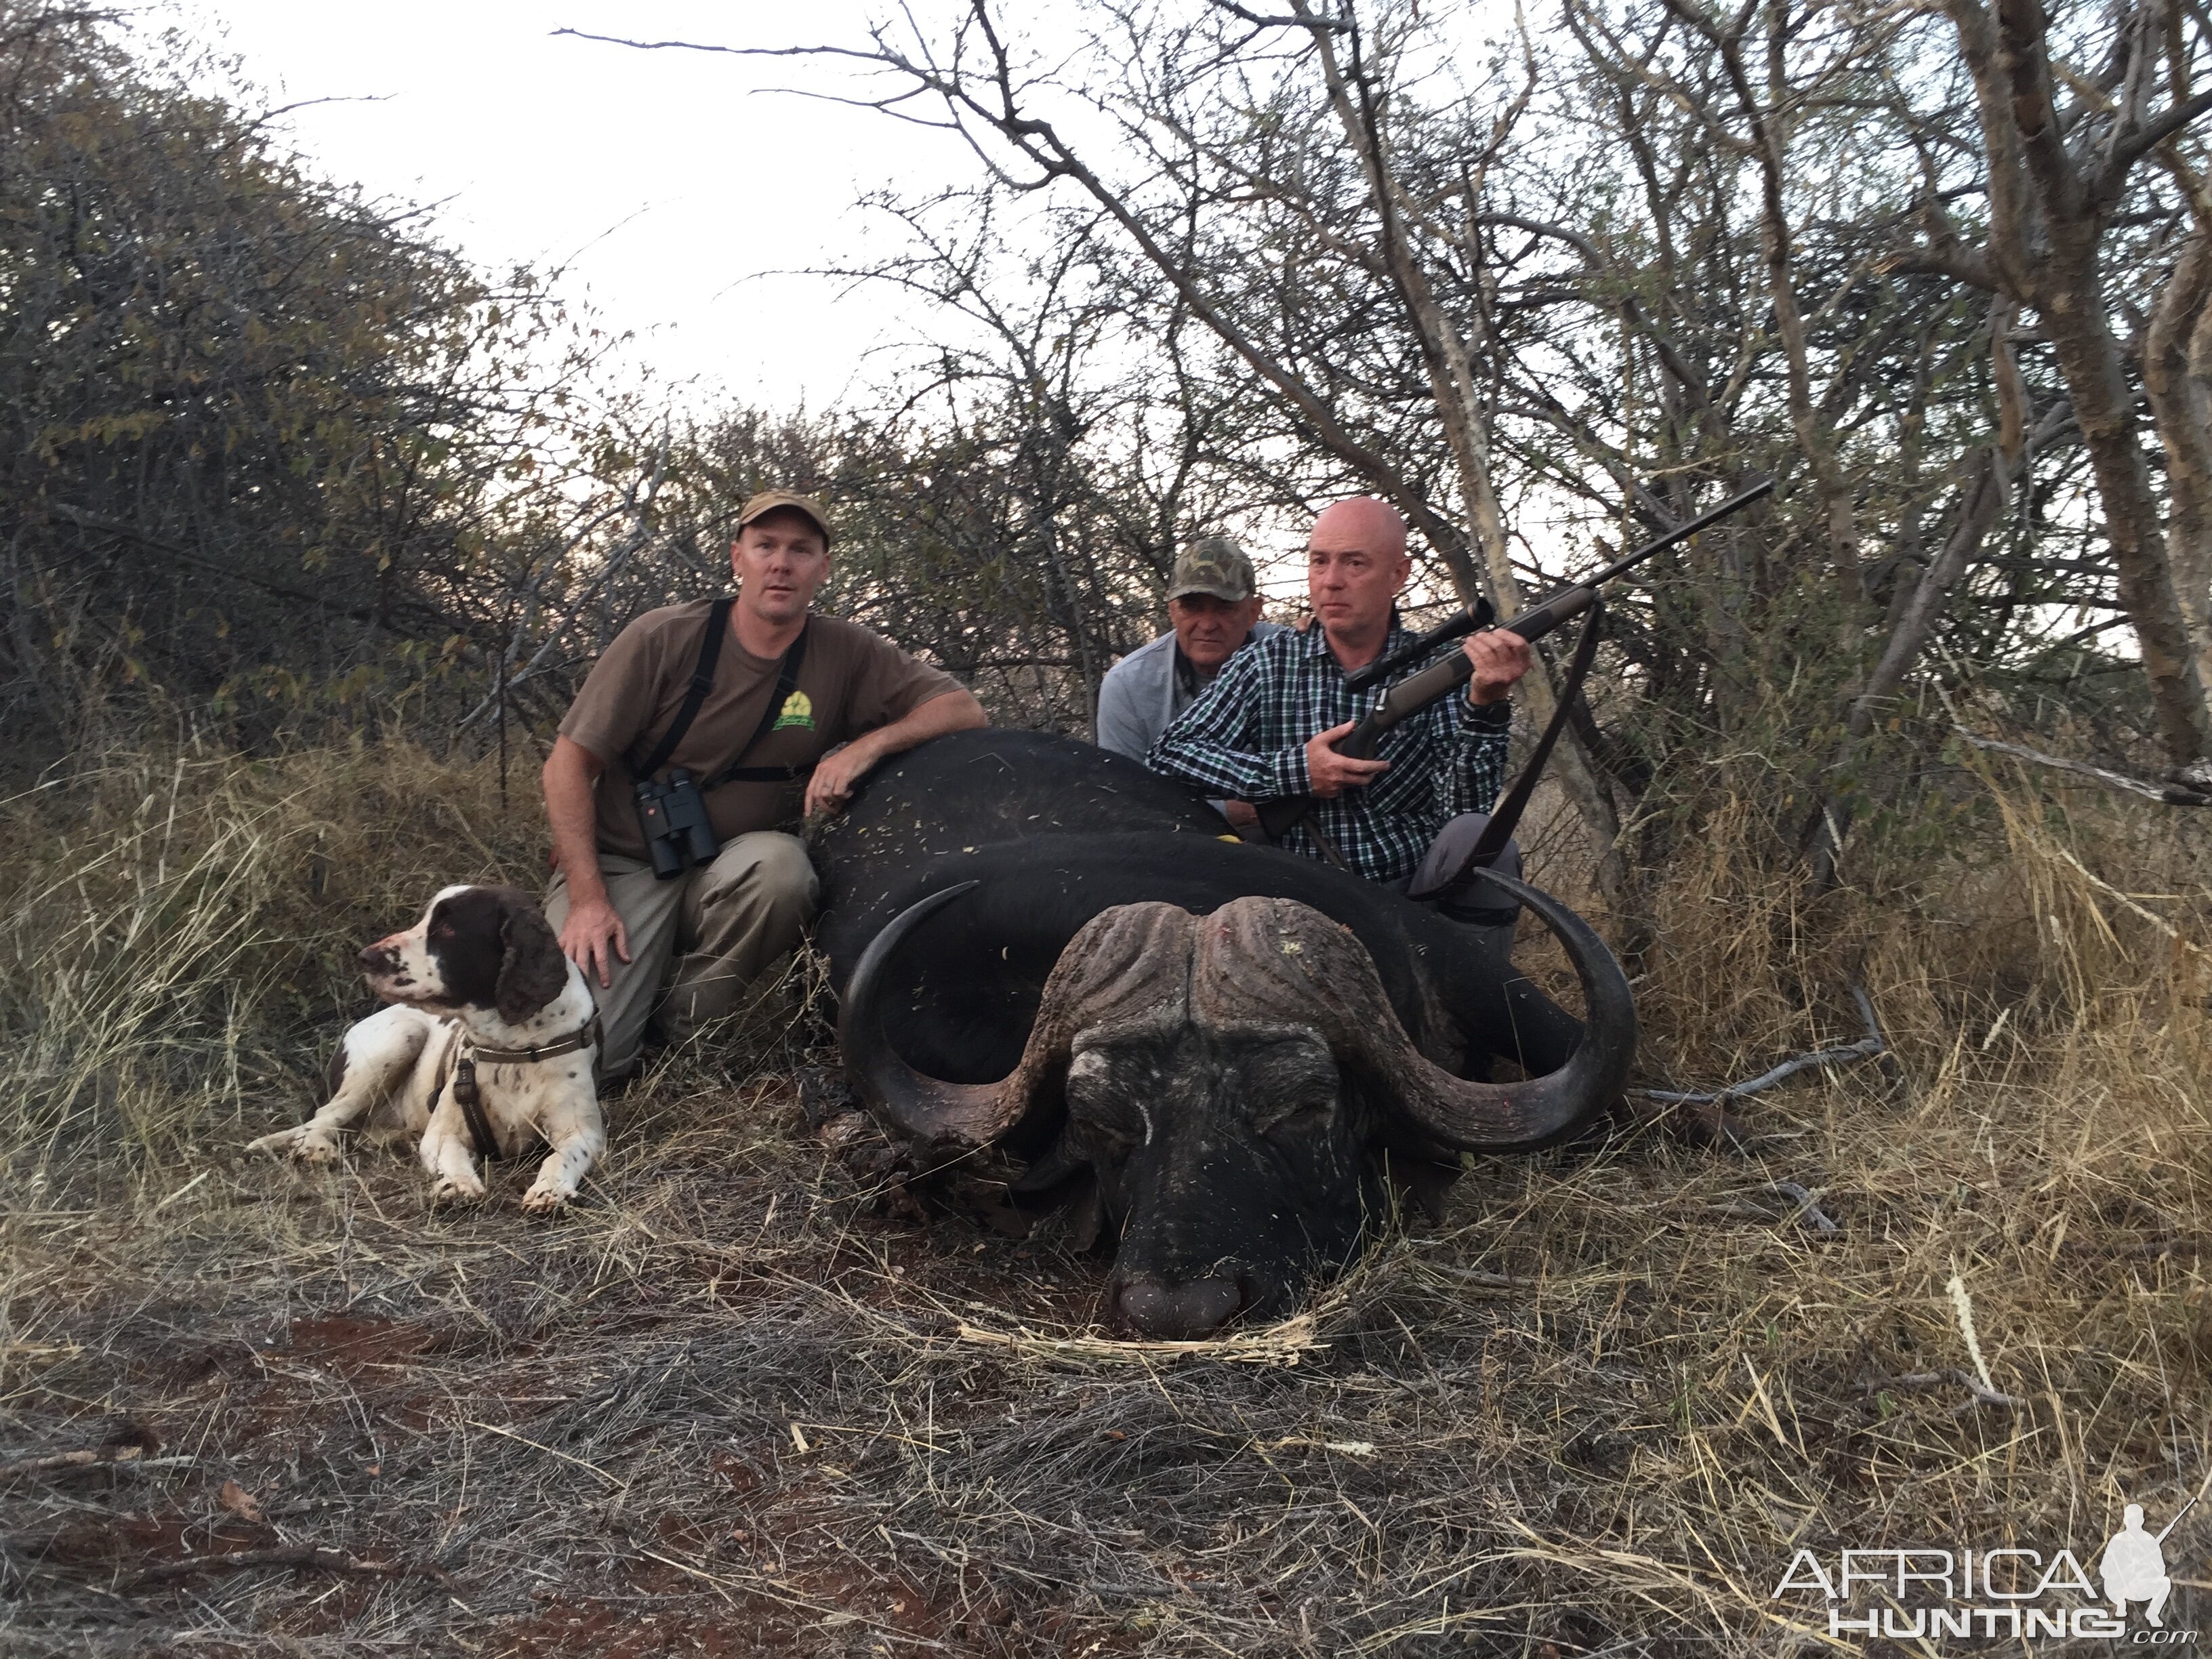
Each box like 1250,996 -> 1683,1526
1144,617 -> 1511,884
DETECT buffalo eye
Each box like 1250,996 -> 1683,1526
1080,1123 -> 1139,1161
1069,1102 -> 1143,1151
1253,1095 -> 1336,1141
1063,1050 -> 1145,1149
1243,1040 -> 1341,1140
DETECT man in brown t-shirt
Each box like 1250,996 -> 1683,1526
543,490 -> 986,1081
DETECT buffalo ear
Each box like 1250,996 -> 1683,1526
1382,1150 -> 1460,1225
495,893 -> 569,1025
1063,1173 -> 1106,1253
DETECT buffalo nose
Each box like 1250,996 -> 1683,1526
1110,1273 -> 1244,1339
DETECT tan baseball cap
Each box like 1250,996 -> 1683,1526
735,489 -> 834,549
1166,535 -> 1257,602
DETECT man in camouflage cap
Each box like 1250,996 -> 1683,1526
1094,536 -> 1281,811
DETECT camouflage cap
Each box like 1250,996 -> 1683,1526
1166,535 -> 1257,603
735,489 -> 834,550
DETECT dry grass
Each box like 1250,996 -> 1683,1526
3,735 -> 2211,1656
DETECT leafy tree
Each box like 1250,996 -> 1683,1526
0,3 -> 593,769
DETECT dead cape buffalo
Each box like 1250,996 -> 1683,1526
814,729 -> 1635,1338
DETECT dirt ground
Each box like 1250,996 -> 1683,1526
11,1015 -> 2209,1656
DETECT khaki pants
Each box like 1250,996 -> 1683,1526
545,832 -> 819,1082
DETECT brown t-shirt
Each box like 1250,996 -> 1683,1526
560,600 -> 965,859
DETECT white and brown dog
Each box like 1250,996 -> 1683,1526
249,886 -> 606,1210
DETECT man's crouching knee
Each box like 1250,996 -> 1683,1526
697,830 -> 820,930
665,832 -> 822,1040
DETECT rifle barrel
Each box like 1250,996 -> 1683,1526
1346,601 -> 1493,695
1254,476 -> 1774,840
2156,1493 -> 2199,1544
1568,478 -> 1774,595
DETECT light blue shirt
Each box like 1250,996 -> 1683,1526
1094,621 -> 1284,761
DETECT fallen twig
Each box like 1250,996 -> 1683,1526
1422,1264 -> 1540,1289
1762,1181 -> 1841,1235
127,1546 -> 446,1589
1,1443 -> 145,1479
1857,1369 -> 2028,1410
1951,726 -> 2212,806
1639,986 -> 1894,1108
1849,983 -> 1908,1099
1637,1038 -> 1883,1105
953,1311 -> 1324,1367
1269,1435 -> 1378,1456
2043,841 -> 2207,956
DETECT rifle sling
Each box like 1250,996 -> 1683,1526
1303,818 -> 1355,873
1427,598 -> 1605,899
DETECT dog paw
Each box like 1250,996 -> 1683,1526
430,1174 -> 487,1204
247,1126 -> 341,1164
520,1184 -> 573,1214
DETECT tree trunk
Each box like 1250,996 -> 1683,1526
1942,0 -> 2212,766
1723,0 -> 1862,642
2037,231 -> 2212,764
2145,232 -> 2212,671
1806,443 -> 2009,890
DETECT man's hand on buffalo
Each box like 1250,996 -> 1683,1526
1304,721 -> 1391,798
805,737 -> 880,818
806,687 -> 989,820
558,888 -> 631,989
1463,628 -> 1532,705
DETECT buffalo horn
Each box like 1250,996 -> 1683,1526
1192,877 -> 1634,1151
1385,869 -> 1635,1148
838,882 -> 1009,1146
840,887 -> 1195,1148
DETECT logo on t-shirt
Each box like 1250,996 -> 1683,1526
771,690 -> 815,732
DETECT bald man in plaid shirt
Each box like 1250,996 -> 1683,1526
1146,497 -> 1534,927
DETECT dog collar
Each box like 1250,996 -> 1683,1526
464,1012 -> 604,1068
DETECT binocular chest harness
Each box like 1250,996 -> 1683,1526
631,596 -> 813,880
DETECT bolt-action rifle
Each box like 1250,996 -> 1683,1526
1254,478 -> 1774,848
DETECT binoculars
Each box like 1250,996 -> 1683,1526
634,769 -> 719,879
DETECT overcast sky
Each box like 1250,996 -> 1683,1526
180,2 -> 983,413
167,1 -> 1492,600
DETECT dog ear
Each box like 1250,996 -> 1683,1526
495,891 -> 570,1025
